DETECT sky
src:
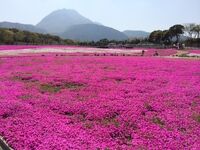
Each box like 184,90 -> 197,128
0,0 -> 199,32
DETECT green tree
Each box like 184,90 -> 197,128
96,39 -> 109,47
162,30 -> 172,45
184,23 -> 196,38
192,24 -> 200,39
169,24 -> 184,43
14,31 -> 25,43
149,30 -> 163,44
0,29 -> 14,44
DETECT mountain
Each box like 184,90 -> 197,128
0,21 -> 46,33
37,9 -> 93,34
61,24 -> 128,41
123,30 -> 150,39
0,9 -> 140,41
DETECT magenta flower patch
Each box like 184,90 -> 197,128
0,55 -> 200,149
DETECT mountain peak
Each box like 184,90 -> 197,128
51,9 -> 79,15
36,9 -> 93,34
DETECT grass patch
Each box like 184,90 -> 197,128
40,81 -> 84,93
40,84 -> 61,93
13,74 -> 37,83
101,112 -> 120,127
152,117 -> 165,127
193,114 -> 200,123
101,117 -> 120,127
62,82 -> 84,90
83,121 -> 94,129
18,94 -> 33,100
109,130 -> 132,145
178,53 -> 189,57
144,103 -> 154,112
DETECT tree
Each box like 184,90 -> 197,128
184,23 -> 196,38
162,30 -> 172,45
0,29 -> 14,44
169,24 -> 185,43
149,30 -> 163,44
14,31 -> 25,43
192,24 -> 200,39
96,39 -> 109,47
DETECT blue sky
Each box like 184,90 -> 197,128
0,0 -> 199,32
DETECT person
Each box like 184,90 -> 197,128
177,43 -> 180,50
141,50 -> 145,56
154,51 -> 159,56
181,43 -> 185,50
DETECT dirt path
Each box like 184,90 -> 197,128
0,137 -> 12,150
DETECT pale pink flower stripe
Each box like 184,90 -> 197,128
189,50 -> 200,54
0,45 -> 86,50
0,45 -> 181,57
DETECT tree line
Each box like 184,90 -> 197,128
0,24 -> 200,48
0,28 -> 147,47
0,28 -> 76,45
149,24 -> 200,47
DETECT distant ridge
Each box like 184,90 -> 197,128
123,30 -> 150,39
0,21 -> 46,33
61,24 -> 128,41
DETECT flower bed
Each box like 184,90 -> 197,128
0,55 -> 200,149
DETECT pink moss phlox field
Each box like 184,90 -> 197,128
0,56 -> 200,150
